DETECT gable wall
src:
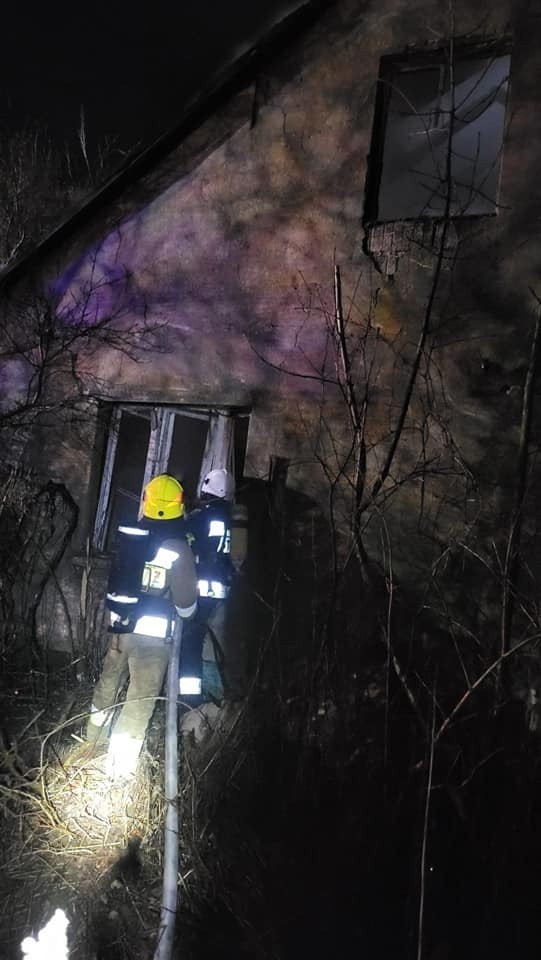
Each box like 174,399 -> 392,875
17,0 -> 541,648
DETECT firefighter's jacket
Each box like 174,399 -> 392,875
106,518 -> 197,639
184,498 -> 248,601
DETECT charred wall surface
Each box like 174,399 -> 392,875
4,0 -> 541,659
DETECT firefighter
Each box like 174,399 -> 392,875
180,467 -> 248,702
86,474 -> 198,777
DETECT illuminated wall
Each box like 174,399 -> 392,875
18,0 -> 541,647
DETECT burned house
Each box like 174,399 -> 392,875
3,2 -> 541,957
1,0 -> 540,687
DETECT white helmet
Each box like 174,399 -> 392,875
200,468 -> 235,501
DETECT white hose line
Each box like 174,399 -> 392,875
154,618 -> 183,960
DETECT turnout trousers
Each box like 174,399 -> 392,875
89,632 -> 170,743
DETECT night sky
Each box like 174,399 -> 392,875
2,1 -> 302,154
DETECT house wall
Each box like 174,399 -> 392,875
20,0 -> 541,651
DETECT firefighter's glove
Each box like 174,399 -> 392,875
175,601 -> 197,620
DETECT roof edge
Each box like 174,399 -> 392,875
0,0 -> 334,295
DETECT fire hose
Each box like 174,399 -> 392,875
153,617 -> 183,960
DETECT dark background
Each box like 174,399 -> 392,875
1,1 -> 301,152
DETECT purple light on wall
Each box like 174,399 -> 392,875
51,220 -> 142,328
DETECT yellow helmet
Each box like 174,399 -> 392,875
140,474 -> 184,520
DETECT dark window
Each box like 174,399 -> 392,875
93,406 -> 250,550
105,410 -> 151,539
366,48 -> 511,222
166,414 -> 209,506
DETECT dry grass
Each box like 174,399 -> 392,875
0,678 -> 255,960
0,678 -> 167,959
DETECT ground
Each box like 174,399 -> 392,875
0,671 -> 250,960
0,675 -> 165,959
2,647 -> 541,960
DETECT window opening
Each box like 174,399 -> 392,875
166,414 -> 209,505
96,410 -> 151,549
93,406 -> 249,550
366,48 -> 511,222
